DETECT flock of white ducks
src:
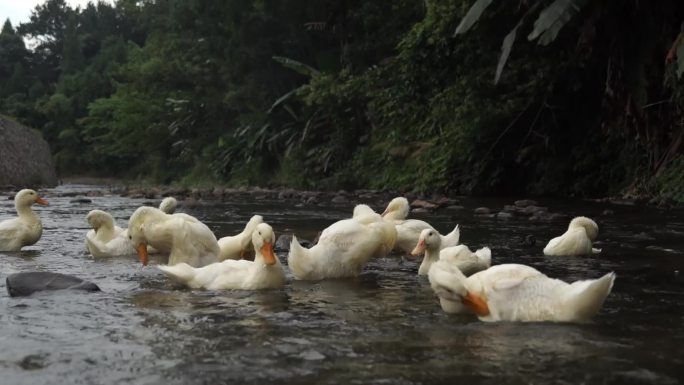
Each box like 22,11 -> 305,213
0,188 -> 614,322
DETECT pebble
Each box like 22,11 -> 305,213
474,207 -> 491,215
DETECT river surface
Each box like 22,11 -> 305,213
1,184 -> 683,385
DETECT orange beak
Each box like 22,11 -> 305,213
137,243 -> 148,266
463,291 -> 490,316
260,242 -> 277,265
35,197 -> 48,206
411,239 -> 426,256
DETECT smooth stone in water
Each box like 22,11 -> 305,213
6,272 -> 101,297
496,211 -> 513,220
514,199 -> 538,207
69,198 -> 92,204
474,207 -> 491,215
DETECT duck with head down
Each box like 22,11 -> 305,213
543,216 -> 601,256
217,215 -> 264,261
288,205 -> 397,281
128,206 -> 219,267
85,209 -> 135,257
381,197 -> 460,254
428,262 -> 615,322
157,223 -> 285,290
0,189 -> 48,251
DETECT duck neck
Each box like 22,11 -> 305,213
16,202 -> 38,223
97,222 -> 117,239
418,247 -> 440,275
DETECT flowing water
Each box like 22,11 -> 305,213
1,184 -> 683,385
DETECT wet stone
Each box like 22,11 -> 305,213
299,350 -> 325,361
474,207 -> 492,215
6,272 -> 101,297
69,198 -> 92,204
496,212 -> 513,220
411,199 -> 440,210
331,195 -> 348,203
514,199 -> 538,207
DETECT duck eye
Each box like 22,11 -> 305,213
129,235 -> 132,240
258,231 -> 261,235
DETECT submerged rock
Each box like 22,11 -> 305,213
514,199 -> 538,207
474,207 -> 492,215
275,235 -> 313,252
410,199 -> 439,210
0,117 -> 57,187
6,272 -> 101,297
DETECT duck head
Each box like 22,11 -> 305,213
569,216 -> 599,241
86,210 -> 115,233
159,197 -> 177,214
128,206 -> 161,266
252,223 -> 277,266
381,197 -> 409,220
411,228 -> 441,256
15,189 -> 48,208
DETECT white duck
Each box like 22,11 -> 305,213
159,197 -> 177,214
288,206 -> 397,280
428,262 -> 615,322
0,189 -> 48,251
543,216 -> 601,256
158,223 -> 285,290
217,215 -> 264,261
381,197 -> 460,254
85,210 -> 135,257
128,206 -> 219,267
411,228 -> 491,276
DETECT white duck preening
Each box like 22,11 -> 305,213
128,206 -> 219,267
288,205 -> 397,280
85,210 -> 135,257
411,228 -> 491,276
0,189 -> 48,251
381,197 -> 460,254
543,216 -> 601,256
217,215 -> 264,261
158,223 -> 285,290
428,262 -> 615,322
159,197 -> 177,214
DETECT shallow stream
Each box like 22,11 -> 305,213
1,184 -> 683,384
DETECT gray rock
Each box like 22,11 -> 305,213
331,195 -> 348,203
69,198 -> 92,204
446,205 -> 465,210
514,199 -> 538,207
496,211 -> 513,220
275,235 -> 293,251
0,117 -> 57,187
410,199 -> 439,210
6,272 -> 101,297
474,207 -> 491,215
602,209 -> 614,215
275,235 -> 312,252
299,350 -> 325,361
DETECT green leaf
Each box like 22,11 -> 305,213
268,86 -> 303,113
527,0 -> 589,46
495,25 -> 519,84
453,0 -> 494,36
272,56 -> 319,77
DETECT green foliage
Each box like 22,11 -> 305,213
0,0 -> 682,202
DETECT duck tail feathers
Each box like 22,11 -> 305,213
157,263 -> 196,284
563,272 -> 615,321
474,246 -> 492,267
